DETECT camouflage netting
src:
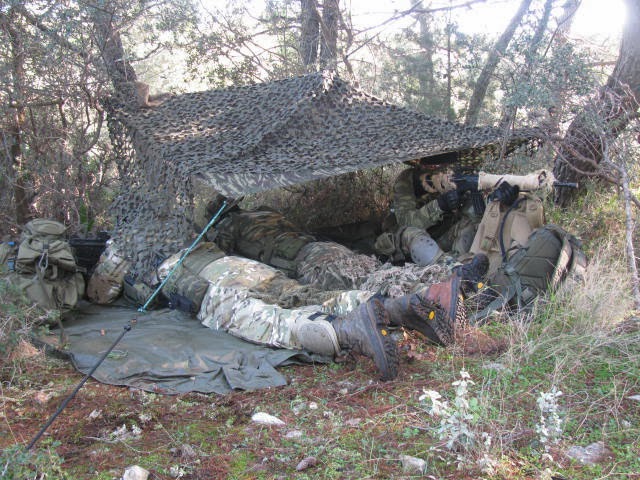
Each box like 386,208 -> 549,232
110,71 -> 539,278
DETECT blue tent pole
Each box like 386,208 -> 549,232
138,200 -> 229,312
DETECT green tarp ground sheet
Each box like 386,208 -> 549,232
48,303 -> 327,394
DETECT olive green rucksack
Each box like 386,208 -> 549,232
11,219 -> 85,311
469,224 -> 587,323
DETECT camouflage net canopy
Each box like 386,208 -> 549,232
111,71 -> 538,278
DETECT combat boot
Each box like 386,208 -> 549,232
383,275 -> 462,346
383,254 -> 489,345
453,253 -> 490,296
330,295 -> 399,381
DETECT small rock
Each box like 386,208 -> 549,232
180,443 -> 197,459
339,388 -> 348,395
285,430 -> 303,439
295,456 -> 318,471
122,465 -> 149,480
88,409 -> 102,420
345,418 -> 362,427
399,454 -> 427,475
251,412 -> 285,426
565,441 -> 612,465
308,402 -> 318,410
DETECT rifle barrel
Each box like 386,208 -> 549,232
553,181 -> 578,188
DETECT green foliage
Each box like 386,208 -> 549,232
0,276 -> 54,361
0,443 -> 69,480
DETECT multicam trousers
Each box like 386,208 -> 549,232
197,256 -> 373,349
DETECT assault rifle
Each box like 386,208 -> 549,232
449,169 -> 577,215
451,170 -> 577,193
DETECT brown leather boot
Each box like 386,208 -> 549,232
383,254 -> 489,344
383,275 -> 464,346
330,295 -> 399,381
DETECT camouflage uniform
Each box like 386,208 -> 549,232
207,208 -> 379,290
392,168 -> 444,230
375,167 -> 479,264
158,245 -> 380,352
195,256 -> 372,350
155,240 -> 478,380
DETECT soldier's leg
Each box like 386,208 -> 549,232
197,256 -> 398,379
199,283 -> 339,352
400,227 -> 444,266
295,241 -> 379,290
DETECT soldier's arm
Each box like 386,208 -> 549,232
392,169 -> 444,230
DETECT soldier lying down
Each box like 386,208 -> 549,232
153,241 -> 488,381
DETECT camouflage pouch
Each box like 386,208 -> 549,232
86,244 -> 130,304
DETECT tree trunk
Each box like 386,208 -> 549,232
499,0 -> 552,131
319,0 -> 339,68
553,0 -> 640,207
416,4 -> 435,100
91,3 -> 138,109
446,17 -> 454,121
3,10 -> 31,225
464,0 -> 533,126
300,0 -> 320,68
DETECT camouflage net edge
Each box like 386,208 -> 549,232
109,71 -> 539,278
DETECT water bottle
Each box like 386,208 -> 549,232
6,241 -> 16,271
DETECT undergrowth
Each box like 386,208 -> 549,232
0,276 -> 56,370
416,238 -> 640,478
1,186 -> 639,478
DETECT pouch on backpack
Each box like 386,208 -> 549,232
10,219 -> 85,311
470,224 -> 587,323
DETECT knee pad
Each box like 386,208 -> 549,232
406,231 -> 444,266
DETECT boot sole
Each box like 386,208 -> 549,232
364,297 -> 399,381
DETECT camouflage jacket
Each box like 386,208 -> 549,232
392,168 -> 444,230
211,209 -> 315,275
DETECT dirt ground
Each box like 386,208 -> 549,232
1,332 -> 508,479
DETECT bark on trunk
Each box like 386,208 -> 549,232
464,0 -> 533,126
4,10 -> 31,225
319,0 -> 339,68
417,6 -> 436,100
553,0 -> 640,207
91,3 -> 139,110
300,0 -> 320,67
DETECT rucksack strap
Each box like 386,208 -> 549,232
469,224 -> 586,324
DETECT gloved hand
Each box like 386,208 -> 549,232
488,181 -> 520,206
437,190 -> 463,212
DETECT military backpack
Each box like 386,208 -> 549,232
11,219 -> 85,310
469,224 -> 587,323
